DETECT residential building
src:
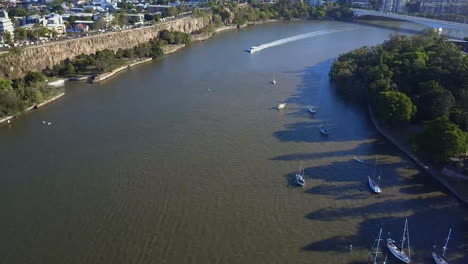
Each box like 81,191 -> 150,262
73,23 -> 89,32
146,4 -> 171,13
126,13 -> 144,24
419,0 -> 468,15
21,14 -> 47,26
380,0 -> 408,13
47,13 -> 64,25
0,10 -> 14,35
350,0 -> 372,8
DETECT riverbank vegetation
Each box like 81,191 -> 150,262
0,72 -> 58,117
42,29 -> 189,77
330,30 -> 468,162
1,1 -> 351,119
0,29 -> 191,117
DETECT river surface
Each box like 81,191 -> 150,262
0,20 -> 467,264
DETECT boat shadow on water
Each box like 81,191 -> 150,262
272,60 -> 468,263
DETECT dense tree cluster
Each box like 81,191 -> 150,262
329,30 -> 468,161
0,72 -> 55,117
43,35 -> 172,77
229,0 -> 353,25
158,30 -> 192,45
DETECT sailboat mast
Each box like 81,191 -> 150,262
299,160 -> 302,174
407,220 -> 411,259
442,228 -> 452,257
374,228 -> 382,264
401,219 -> 407,251
373,156 -> 377,178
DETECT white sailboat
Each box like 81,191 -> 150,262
307,106 -> 317,114
295,161 -> 305,186
387,219 -> 411,263
319,123 -> 328,135
369,156 -> 382,193
370,228 -> 384,264
272,79 -> 276,85
354,156 -> 364,163
276,103 -> 286,110
432,228 -> 452,264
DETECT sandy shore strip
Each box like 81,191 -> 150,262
92,58 -> 153,83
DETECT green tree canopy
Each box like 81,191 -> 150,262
0,77 -> 13,91
414,116 -> 467,162
416,80 -> 454,120
24,72 -> 46,85
376,91 -> 416,123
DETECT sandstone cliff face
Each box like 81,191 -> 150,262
0,16 -> 211,79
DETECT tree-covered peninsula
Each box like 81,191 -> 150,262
329,30 -> 468,162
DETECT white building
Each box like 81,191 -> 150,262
46,14 -> 65,34
0,10 -> 14,35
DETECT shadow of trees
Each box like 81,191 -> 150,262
272,60 -> 468,263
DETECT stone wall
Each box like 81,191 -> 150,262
0,16 -> 211,79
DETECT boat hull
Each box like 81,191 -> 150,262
295,174 -> 305,186
354,157 -> 363,163
432,252 -> 449,264
387,239 -> 410,263
368,177 -> 381,193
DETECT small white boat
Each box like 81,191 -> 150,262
272,79 -> 276,85
47,122 -> 52,126
432,228 -> 451,264
42,121 -> 46,124
369,156 -> 382,193
307,106 -> 317,114
295,160 -> 305,186
354,156 -> 364,163
369,176 -> 382,193
245,46 -> 260,53
276,103 -> 286,110
320,125 -> 328,135
387,219 -> 411,263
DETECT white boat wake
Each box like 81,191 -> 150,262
246,28 -> 355,53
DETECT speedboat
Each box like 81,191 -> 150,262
368,176 -> 382,193
276,103 -> 286,110
320,126 -> 328,135
308,106 -> 317,114
245,46 -> 260,53
387,219 -> 411,263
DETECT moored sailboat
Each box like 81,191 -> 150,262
276,103 -> 286,110
295,161 -> 305,186
369,156 -> 382,193
432,228 -> 452,264
308,106 -> 317,114
319,123 -> 328,135
387,219 -> 411,263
